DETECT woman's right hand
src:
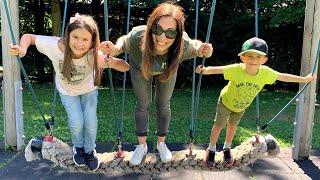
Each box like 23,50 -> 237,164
100,41 -> 118,56
9,44 -> 27,58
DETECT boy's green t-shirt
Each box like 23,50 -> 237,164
221,63 -> 279,112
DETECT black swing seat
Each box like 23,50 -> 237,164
24,134 -> 280,174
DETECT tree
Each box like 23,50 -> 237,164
51,0 -> 61,36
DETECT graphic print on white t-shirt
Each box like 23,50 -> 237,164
58,60 -> 86,85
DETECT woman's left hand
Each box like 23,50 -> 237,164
197,43 -> 213,58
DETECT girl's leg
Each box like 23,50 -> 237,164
80,89 -> 100,171
59,93 -> 84,148
80,89 -> 98,153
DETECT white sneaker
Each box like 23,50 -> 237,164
157,142 -> 172,163
130,144 -> 147,165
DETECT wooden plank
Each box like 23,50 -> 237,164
15,81 -> 24,151
1,0 -> 22,150
293,0 -> 320,160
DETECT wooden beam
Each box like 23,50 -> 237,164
1,0 -> 22,150
293,0 -> 320,160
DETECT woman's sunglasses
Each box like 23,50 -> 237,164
152,24 -> 177,39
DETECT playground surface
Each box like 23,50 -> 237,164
1,141 -> 320,180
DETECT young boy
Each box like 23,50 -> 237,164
196,37 -> 317,168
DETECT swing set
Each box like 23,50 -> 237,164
1,0 -> 319,174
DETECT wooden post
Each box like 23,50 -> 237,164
316,62 -> 320,105
293,0 -> 320,160
1,0 -> 22,150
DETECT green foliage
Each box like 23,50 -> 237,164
261,0 -> 306,28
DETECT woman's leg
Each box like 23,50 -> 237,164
129,68 -> 152,165
154,73 -> 177,163
154,73 -> 177,140
130,68 -> 153,139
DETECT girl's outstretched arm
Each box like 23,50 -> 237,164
103,55 -> 130,72
9,34 -> 36,58
100,41 -> 119,57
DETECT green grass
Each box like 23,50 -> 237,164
0,84 -> 319,148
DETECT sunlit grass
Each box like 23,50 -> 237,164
0,84 -> 319,148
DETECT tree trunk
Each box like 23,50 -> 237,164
51,0 -> 61,36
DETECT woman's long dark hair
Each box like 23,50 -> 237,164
62,14 -> 102,86
141,2 -> 185,81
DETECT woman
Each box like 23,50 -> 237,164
100,2 -> 213,165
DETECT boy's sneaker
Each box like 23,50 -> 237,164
130,144 -> 147,165
85,150 -> 100,171
223,148 -> 233,167
72,146 -> 86,167
157,142 -> 172,163
205,150 -> 215,168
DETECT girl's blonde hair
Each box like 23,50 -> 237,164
141,2 -> 185,82
62,14 -> 102,86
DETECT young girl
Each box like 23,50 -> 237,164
100,2 -> 213,165
9,14 -> 130,171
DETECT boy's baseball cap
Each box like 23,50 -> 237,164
238,37 -> 268,56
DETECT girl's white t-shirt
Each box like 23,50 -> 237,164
35,35 -> 99,96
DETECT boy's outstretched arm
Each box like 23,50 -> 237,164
195,65 -> 224,75
277,73 -> 317,83
9,34 -> 36,58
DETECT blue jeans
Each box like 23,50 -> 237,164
130,68 -> 177,137
59,89 -> 98,153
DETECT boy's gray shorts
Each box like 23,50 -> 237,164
214,97 -> 245,127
